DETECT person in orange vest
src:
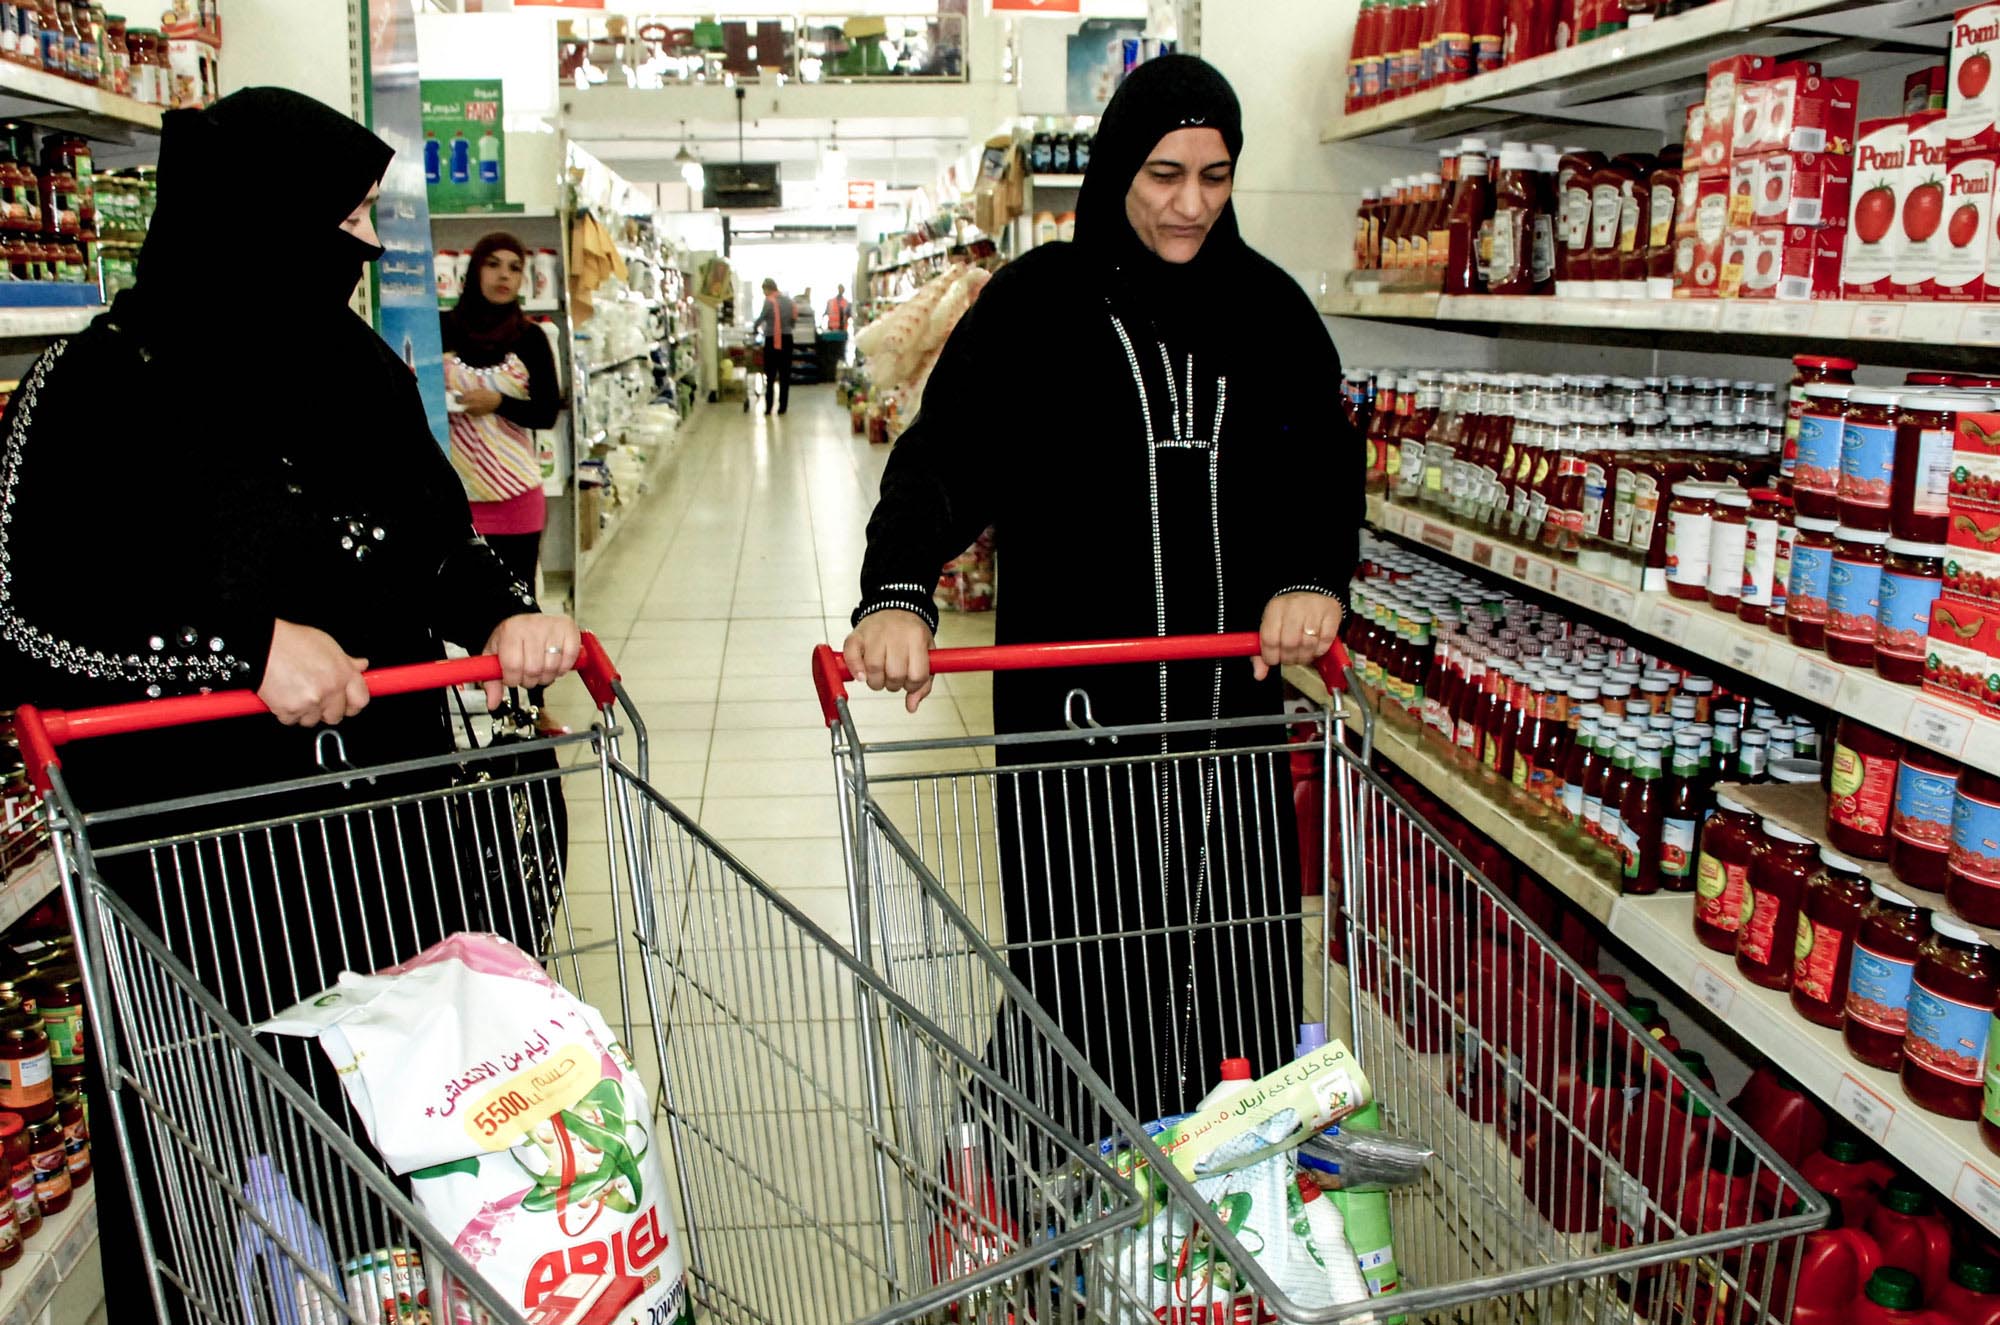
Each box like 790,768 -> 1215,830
825,284 -> 852,333
753,277 -> 794,415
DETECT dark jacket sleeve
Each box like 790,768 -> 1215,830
495,323 -> 564,432
853,274 -> 1018,634
1262,277 -> 1361,610
0,338 -> 277,705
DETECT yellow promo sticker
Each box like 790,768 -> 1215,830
463,1042 -> 602,1152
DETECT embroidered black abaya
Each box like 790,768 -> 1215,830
854,57 -> 1363,1125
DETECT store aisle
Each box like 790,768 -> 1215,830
546,385 -> 994,935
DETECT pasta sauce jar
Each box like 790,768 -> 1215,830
1827,718 -> 1902,861
1845,883 -> 1926,1071
1695,792 -> 1762,953
1707,489 -> 1752,613
1902,914 -> 1997,1120
1792,848 -> 1873,1029
1891,393 -> 1980,544
1794,383 -> 1853,520
1837,390 -> 1899,531
1741,487 -> 1785,626
1786,516 -> 1841,650
1666,482 -> 1720,601
1825,527 -> 1892,666
1876,540 -> 1947,686
1892,746 -> 1963,892
1738,819 -> 1820,990
1787,354 -> 1856,480
1951,766 -> 2000,926
0,1020 -> 52,1124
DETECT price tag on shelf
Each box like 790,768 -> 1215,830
1964,307 -> 2000,347
1598,585 -> 1635,620
1718,303 -> 1766,334
1766,303 -> 1815,337
1649,604 -> 1691,646
1526,561 -> 1555,592
1723,635 -> 1767,674
1692,963 -> 1736,1017
1451,530 -> 1476,560
1420,521 -> 1457,555
1473,539 -> 1498,570
1905,699 -> 1974,756
1833,1074 -> 1895,1144
1956,1165 -> 2000,1236
1906,305 -> 1967,345
1793,657 -> 1843,706
1852,304 -> 1908,341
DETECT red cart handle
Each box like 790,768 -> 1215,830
13,631 -> 621,795
812,631 -> 1351,727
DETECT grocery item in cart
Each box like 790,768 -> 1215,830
261,933 -> 692,1325
1142,1039 -> 1371,1181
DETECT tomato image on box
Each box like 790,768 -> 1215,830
1949,3 -> 2000,156
1845,116 -> 1918,300
1937,151 -> 1995,300
1896,114 -> 1952,299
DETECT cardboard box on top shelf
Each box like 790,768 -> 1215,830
1718,226 -> 1755,298
1738,66 -> 1856,159
1844,115 -> 1920,300
1948,3 -> 2000,156
1702,54 -> 1775,177
1936,150 -> 1995,300
1673,173 -> 1730,297
1728,225 -> 1843,300
1749,151 -> 1852,228
1908,63 -> 1949,116
1682,103 -> 1707,173
1896,113 -> 1952,299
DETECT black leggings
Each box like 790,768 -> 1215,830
483,531 -> 547,709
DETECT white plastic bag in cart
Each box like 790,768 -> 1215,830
260,933 -> 692,1325
1094,1115 -> 1373,1322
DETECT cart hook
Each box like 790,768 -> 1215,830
1062,689 -> 1117,745
313,729 -> 375,788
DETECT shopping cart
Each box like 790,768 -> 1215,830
17,634 -> 1140,1325
725,343 -> 765,412
814,631 -> 1830,1324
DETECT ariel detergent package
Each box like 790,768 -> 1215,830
261,933 -> 692,1325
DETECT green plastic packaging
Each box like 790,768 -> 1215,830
1329,1102 -> 1404,1325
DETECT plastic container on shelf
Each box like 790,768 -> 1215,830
1934,1258 -> 2000,1325
1838,390 -> 1900,532
1728,1064 -> 1828,1169
1892,747 -> 1962,892
1793,849 -> 1874,1028
1694,791 -> 1761,954
1951,766 -> 2000,927
1844,883 -> 1927,1073
1827,719 -> 1903,862
1866,1179 -> 1954,1301
1825,527 -> 1892,667
1787,516 -> 1842,651
1798,1135 -> 1897,1231
1901,913 -> 1997,1121
1874,541 -> 1945,686
1741,486 -> 1785,627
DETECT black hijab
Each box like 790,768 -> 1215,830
1072,55 -> 1249,347
443,230 -> 530,360
124,87 -> 391,346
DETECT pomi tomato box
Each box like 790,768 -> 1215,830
1844,114 -> 1944,300
1898,113 -> 1952,298
1937,150 -> 1996,299
1737,225 -> 1843,301
1949,3 -> 2000,156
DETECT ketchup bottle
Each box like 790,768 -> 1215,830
1443,143 -> 1493,296
1935,1257 -> 2000,1325
1798,1134 -> 1898,1231
1865,1178 -> 1953,1301
1728,1065 -> 1828,1169
1901,913 -> 1997,1120
1782,1209 -> 1884,1325
1435,0 -> 1473,82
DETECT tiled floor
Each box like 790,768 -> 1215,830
543,384 -> 996,932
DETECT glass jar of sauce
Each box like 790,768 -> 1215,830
1891,393 -> 1978,544
1794,848 -> 1873,1029
1695,791 -> 1762,953
1838,390 -> 1899,531
0,1020 -> 52,1125
24,1117 -> 64,1216
0,1111 -> 31,1248
1785,516 -> 1842,650
1902,914 -> 1997,1120
1707,488 -> 1751,613
1893,746 -> 1963,892
1741,486 -> 1785,626
54,1090 -> 83,1188
1739,819 -> 1820,990
1950,766 -> 2000,926
1826,526 -> 1892,666
1794,383 -> 1852,520
1828,717 -> 1903,861
1787,355 -> 1856,483
1845,882 -> 1927,1072
1876,540 -> 1946,686
1666,481 -> 1719,601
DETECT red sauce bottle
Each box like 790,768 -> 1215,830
1612,151 -> 1656,292
1866,1178 -> 1955,1300
1658,729 -> 1709,892
1738,818 -> 1818,990
1556,147 -> 1606,295
1693,792 -> 1760,954
1900,912 -> 1997,1120
1618,733 -> 1665,894
1826,718 -> 1902,862
1729,1064 -> 1828,1168
1934,1258 -> 2000,1325
1792,848 -> 1872,1027
1586,153 -> 1642,294
1797,1134 -> 1897,1231
1843,883 -> 1927,1072
1891,747 -> 1960,892
1443,144 -> 1493,296
1949,766 -> 2000,927
1487,145 -> 1541,296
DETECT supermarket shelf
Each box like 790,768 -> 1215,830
430,208 -> 558,222
0,305 -> 104,340
1320,292 -> 2000,365
1322,0 -> 1947,143
1612,893 -> 2000,1237
584,349 -> 654,374
0,60 -> 161,136
1368,496 -> 2000,780
0,1183 -> 100,1325
1029,173 -> 1086,188
0,853 -> 60,937
1283,666 -> 1624,922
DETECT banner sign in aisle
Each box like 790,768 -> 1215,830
421,79 -> 507,213
365,0 -> 452,450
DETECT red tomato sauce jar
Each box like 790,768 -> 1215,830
1838,390 -> 1899,531
1739,819 -> 1821,991
1901,913 -> 1997,1120
1844,883 -> 1926,1072
1875,539 -> 1946,686
1892,746 -> 1963,892
1786,516 -> 1841,651
1794,383 -> 1852,521
1950,766 -> 2000,926
1827,718 -> 1903,862
1793,848 -> 1873,1029
1891,392 -> 1980,544
1826,527 -> 1892,667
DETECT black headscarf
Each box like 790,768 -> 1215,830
443,230 -> 530,359
1072,55 -> 1249,344
126,87 -> 390,344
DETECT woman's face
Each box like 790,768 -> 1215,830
480,249 -> 526,305
1123,127 -> 1233,264
340,180 -> 382,248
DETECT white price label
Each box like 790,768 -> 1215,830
1692,963 -> 1736,1017
1833,1074 -> 1895,1143
1526,561 -> 1555,591
1767,303 -> 1815,336
1906,305 -> 1966,345
1650,605 -> 1692,645
1964,307 -> 2000,347
1853,304 -> 1908,340
1956,1165 -> 2000,1235
1718,303 -> 1764,334
1793,657 -> 1843,705
1598,586 -> 1635,620
1724,635 -> 1767,674
1452,530 -> 1476,560
1905,699 -> 1974,756
1473,540 -> 1498,570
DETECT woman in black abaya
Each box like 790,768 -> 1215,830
844,57 -> 1363,1128
2,88 -> 580,1320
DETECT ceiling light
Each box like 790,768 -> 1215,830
674,121 -> 705,195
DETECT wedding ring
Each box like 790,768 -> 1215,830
1302,627 -> 1319,637
545,645 -> 562,654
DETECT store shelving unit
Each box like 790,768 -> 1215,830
1323,0 -> 1953,145
0,1184 -> 99,1325
1365,494 -> 2000,777
0,59 -> 163,136
0,853 -> 60,938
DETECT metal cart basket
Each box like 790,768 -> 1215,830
17,636 -> 1140,1325
814,631 -> 1830,1324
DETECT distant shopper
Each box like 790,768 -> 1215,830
0,87 -> 581,1322
842,57 -> 1362,1124
753,276 -> 794,415
442,231 -> 566,724
825,284 -> 853,333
